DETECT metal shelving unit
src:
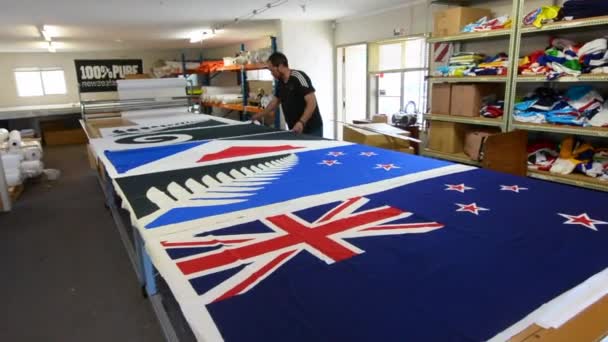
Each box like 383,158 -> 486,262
511,122 -> 608,138
422,148 -> 482,166
422,0 -> 519,167
424,113 -> 504,127
516,74 -> 608,83
423,0 -> 608,191
429,76 -> 508,83
427,28 -> 510,43
202,37 -> 278,126
529,170 -> 608,192
520,14 -> 608,35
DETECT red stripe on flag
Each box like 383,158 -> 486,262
363,222 -> 444,231
198,145 -> 303,163
161,238 -> 253,247
317,197 -> 363,223
213,250 -> 297,303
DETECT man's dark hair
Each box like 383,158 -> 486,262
268,52 -> 289,67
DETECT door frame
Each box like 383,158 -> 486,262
335,43 -> 369,139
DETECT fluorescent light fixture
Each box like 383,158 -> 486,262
39,25 -> 53,41
189,29 -> 219,43
48,42 -> 56,53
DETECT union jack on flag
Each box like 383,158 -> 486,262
161,196 -> 444,304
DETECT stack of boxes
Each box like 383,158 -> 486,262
428,83 -> 502,158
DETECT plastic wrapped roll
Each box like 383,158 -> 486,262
1,153 -> 22,171
8,130 -> 21,150
23,147 -> 43,161
21,160 -> 44,178
5,169 -> 23,187
0,128 -> 8,142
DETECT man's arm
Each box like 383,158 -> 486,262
251,97 -> 279,122
292,93 -> 317,134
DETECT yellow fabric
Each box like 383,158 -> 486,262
533,6 -> 561,28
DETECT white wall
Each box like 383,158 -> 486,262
0,49 -> 203,107
278,20 -> 335,138
335,2 -> 428,46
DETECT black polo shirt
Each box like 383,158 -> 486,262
275,70 -> 323,134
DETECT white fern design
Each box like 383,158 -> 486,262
145,154 -> 299,213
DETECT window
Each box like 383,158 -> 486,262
374,37 -> 427,120
14,68 -> 67,97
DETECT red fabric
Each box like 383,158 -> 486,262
198,145 -> 303,162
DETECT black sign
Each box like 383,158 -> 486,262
75,59 -> 143,93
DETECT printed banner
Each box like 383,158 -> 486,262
75,59 -> 143,92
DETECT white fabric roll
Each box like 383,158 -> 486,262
8,130 -> 21,150
122,106 -> 190,119
21,160 -> 44,178
1,153 -> 22,171
0,128 -> 8,142
22,147 -> 43,161
5,169 -> 23,187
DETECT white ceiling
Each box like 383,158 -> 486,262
0,0 -> 413,52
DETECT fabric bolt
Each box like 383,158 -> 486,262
579,38 -> 607,58
528,143 -> 559,171
563,0 -> 608,19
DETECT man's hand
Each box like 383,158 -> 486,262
291,121 -> 304,134
251,113 -> 263,123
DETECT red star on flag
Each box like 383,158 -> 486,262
360,152 -> 378,157
500,185 -> 528,193
558,213 -> 608,231
375,164 -> 400,171
455,203 -> 489,215
318,160 -> 341,166
445,184 -> 474,193
327,151 -> 346,157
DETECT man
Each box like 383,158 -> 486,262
252,52 -> 323,137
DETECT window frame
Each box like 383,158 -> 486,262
14,67 -> 67,97
373,36 -> 428,117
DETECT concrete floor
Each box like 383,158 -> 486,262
0,145 -> 163,342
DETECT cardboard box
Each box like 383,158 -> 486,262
343,124 -> 411,152
431,84 -> 452,114
433,7 -> 493,37
427,121 -> 466,153
464,130 -> 497,161
41,120 -> 88,146
371,114 -> 388,123
450,84 -> 500,117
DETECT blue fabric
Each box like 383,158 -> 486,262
104,141 -> 208,174
167,168 -> 608,342
146,144 -> 452,228
565,85 -> 594,101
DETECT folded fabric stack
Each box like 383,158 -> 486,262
528,138 -> 608,181
513,86 -> 608,127
549,136 -> 608,180
462,15 -> 511,32
436,52 -> 510,77
480,99 -> 504,118
528,142 -> 559,171
519,37 -> 608,80
578,38 -> 608,74
562,0 -> 608,20
436,52 -> 485,76
465,53 -> 509,76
